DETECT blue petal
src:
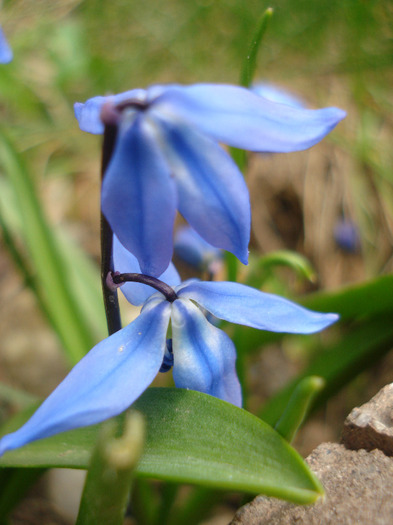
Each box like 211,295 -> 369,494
252,82 -> 306,109
74,89 -> 147,134
174,226 -> 223,270
113,235 -> 181,306
102,114 -> 177,276
178,281 -> 339,334
0,301 -> 171,456
171,298 -> 242,407
0,27 -> 12,64
154,84 -> 346,152
152,114 -> 250,265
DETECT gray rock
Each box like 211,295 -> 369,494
230,442 -> 393,525
342,383 -> 393,455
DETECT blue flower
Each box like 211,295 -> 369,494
75,84 -> 346,276
0,239 -> 338,455
0,26 -> 12,64
334,219 -> 360,253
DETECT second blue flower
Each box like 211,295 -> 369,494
75,84 -> 345,276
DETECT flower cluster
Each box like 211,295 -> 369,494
0,82 -> 344,455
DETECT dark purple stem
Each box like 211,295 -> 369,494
101,123 -> 122,335
112,273 -> 178,303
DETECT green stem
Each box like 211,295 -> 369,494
76,411 -> 145,525
0,468 -> 46,521
274,376 -> 325,443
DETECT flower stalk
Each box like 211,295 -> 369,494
112,272 -> 178,303
101,122 -> 122,335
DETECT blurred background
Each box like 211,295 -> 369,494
0,0 -> 392,522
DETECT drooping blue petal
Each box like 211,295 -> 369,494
171,298 -> 242,407
102,114 -> 177,277
0,301 -> 171,456
151,114 -> 250,265
0,27 -> 12,64
153,83 -> 346,152
174,226 -> 223,270
113,235 -> 181,306
74,89 -> 147,134
177,281 -> 339,334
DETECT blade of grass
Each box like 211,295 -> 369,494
240,7 -> 274,88
0,130 -> 96,363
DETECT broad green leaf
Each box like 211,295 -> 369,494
0,388 -> 323,504
301,274 -> 393,321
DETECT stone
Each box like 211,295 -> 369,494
230,442 -> 393,525
341,383 -> 393,455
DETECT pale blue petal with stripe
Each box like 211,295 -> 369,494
154,83 -> 346,152
252,82 -> 306,109
0,301 -> 171,456
152,114 -> 250,265
177,281 -> 339,334
171,298 -> 242,407
113,234 -> 181,306
102,114 -> 177,276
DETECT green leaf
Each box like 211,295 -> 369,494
0,467 -> 46,518
302,274 -> 393,321
246,250 -> 316,290
240,7 -> 274,88
230,7 -> 273,174
0,388 -> 323,504
261,314 -> 393,425
0,131 -> 96,363
274,376 -> 325,442
55,228 -> 107,341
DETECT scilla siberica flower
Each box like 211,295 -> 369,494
0,237 -> 338,455
74,84 -> 346,277
0,26 -> 12,64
